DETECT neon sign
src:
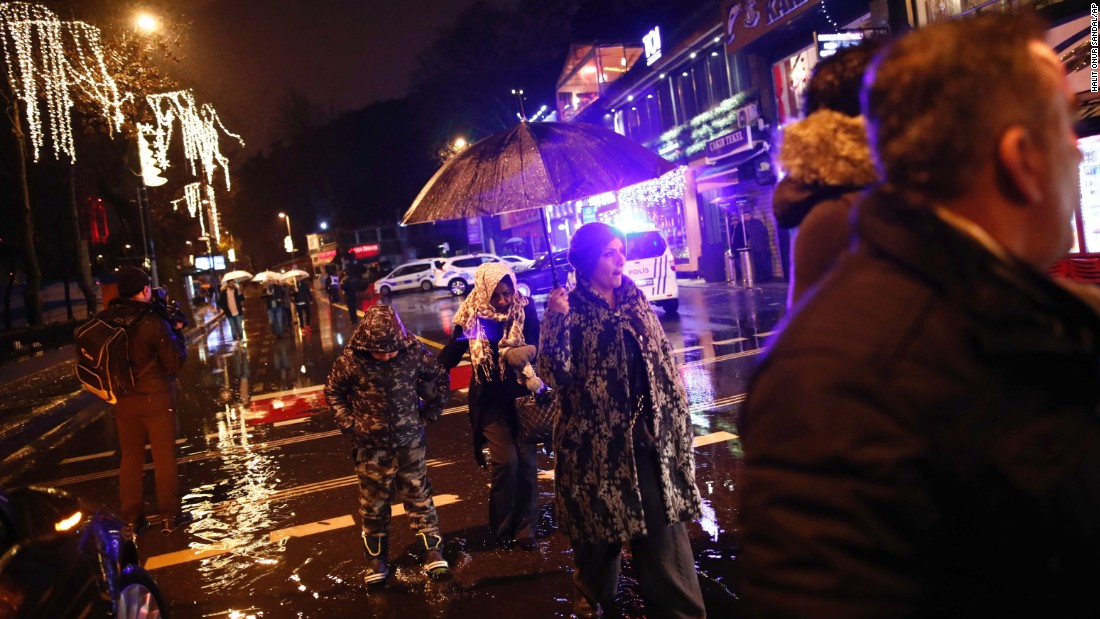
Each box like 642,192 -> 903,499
643,27 -> 662,66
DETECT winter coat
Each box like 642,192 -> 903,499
325,306 -> 450,446
439,302 -> 540,461
772,110 -> 877,307
101,298 -> 187,396
291,280 -> 312,304
738,188 -> 1100,618
217,285 -> 244,317
538,277 -> 701,543
262,285 -> 287,309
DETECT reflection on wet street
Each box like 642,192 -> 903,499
9,280 -> 787,617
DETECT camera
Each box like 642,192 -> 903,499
151,286 -> 190,329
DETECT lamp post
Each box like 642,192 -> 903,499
279,212 -> 295,264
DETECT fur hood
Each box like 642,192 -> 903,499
773,110 -> 877,229
778,110 -> 876,186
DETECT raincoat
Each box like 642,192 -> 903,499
325,306 -> 449,446
772,109 -> 877,307
538,277 -> 701,543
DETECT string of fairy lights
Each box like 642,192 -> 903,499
0,2 -> 241,245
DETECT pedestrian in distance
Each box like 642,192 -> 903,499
342,271 -> 360,324
324,304 -> 452,586
439,262 -> 544,550
738,13 -> 1100,618
290,277 -> 314,332
261,282 -> 288,337
539,222 -> 706,619
217,279 -> 245,341
771,40 -> 881,308
104,267 -> 190,537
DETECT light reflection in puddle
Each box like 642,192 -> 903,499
185,401 -> 286,594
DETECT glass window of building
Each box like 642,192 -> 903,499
658,77 -> 678,128
677,68 -> 698,120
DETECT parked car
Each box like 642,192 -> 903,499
514,250 -> 573,298
0,486 -> 167,618
374,258 -> 438,296
428,254 -> 505,296
622,228 -> 679,314
500,255 -> 535,271
515,228 -> 679,314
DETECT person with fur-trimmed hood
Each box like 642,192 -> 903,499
772,41 -> 881,308
439,261 -> 543,551
325,304 -> 451,585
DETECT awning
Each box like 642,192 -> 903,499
694,144 -> 769,192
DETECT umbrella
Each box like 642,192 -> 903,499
402,121 -> 674,287
280,269 -> 310,281
220,270 -> 253,284
251,270 -> 282,284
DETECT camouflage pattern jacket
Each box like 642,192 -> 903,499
538,278 -> 702,543
325,306 -> 450,446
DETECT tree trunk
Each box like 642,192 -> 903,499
12,107 -> 43,326
68,165 -> 97,316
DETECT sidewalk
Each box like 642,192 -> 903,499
0,306 -> 224,485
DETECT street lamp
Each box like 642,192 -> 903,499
278,212 -> 295,262
134,12 -> 159,34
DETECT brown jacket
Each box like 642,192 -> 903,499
103,298 -> 186,395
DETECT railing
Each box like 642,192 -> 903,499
0,320 -> 86,364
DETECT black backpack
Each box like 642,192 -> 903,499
74,311 -> 142,404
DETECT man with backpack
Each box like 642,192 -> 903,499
104,267 -> 188,536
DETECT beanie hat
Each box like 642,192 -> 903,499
117,266 -> 151,298
567,222 -> 626,280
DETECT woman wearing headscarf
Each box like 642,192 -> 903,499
539,222 -> 705,618
439,261 -> 544,550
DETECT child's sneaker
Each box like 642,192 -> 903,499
362,534 -> 388,585
418,532 -> 449,579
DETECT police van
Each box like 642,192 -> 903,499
624,228 -> 679,314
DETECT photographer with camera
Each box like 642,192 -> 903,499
105,267 -> 189,537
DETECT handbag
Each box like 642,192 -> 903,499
514,388 -> 559,444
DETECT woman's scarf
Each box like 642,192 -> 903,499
452,262 -> 541,389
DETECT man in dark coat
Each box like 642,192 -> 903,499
217,280 -> 245,341
738,14 -> 1100,618
104,267 -> 188,535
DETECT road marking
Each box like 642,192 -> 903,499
269,494 -> 463,542
712,337 -> 748,345
59,451 -> 114,465
273,417 -> 311,428
672,345 -> 703,355
251,384 -> 325,402
145,494 -> 463,570
693,431 -> 738,447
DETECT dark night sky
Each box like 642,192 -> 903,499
169,0 -> 514,155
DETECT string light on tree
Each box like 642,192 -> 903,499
619,167 -> 687,210
145,90 -> 243,191
0,3 -> 127,162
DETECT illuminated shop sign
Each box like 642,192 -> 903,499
349,243 -> 380,259
643,27 -> 662,66
816,31 -> 865,58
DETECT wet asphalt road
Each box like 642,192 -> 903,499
8,281 -> 788,618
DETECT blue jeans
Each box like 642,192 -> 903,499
227,313 -> 243,340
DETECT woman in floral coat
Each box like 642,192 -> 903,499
538,222 -> 706,618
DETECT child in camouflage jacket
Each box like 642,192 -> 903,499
325,304 -> 451,585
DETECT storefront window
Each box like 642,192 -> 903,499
677,69 -> 698,120
1078,135 -> 1100,253
658,78 -> 678,128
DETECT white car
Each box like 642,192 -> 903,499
373,259 -> 437,295
429,254 -> 504,296
500,255 -> 535,271
624,228 -> 679,314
